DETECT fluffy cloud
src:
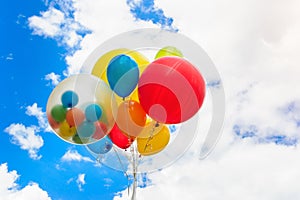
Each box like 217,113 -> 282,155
115,141 -> 300,200
28,4 -> 88,48
26,103 -> 49,131
76,174 -> 86,191
4,103 -> 51,160
44,72 -> 61,86
66,173 -> 87,191
28,7 -> 65,37
28,0 -> 163,75
28,0 -> 176,76
155,0 -> 300,140
0,163 -> 51,200
64,0 -> 160,76
4,124 -> 44,160
61,149 -> 93,163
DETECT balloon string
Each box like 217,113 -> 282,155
123,100 -> 133,154
131,144 -> 138,200
112,146 -> 130,195
121,96 -> 138,199
143,122 -> 159,152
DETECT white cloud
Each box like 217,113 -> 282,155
28,7 -> 65,37
66,173 -> 87,191
4,124 -> 44,160
0,163 -> 51,200
27,0 -> 168,75
115,140 -> 300,200
154,0 -> 300,139
44,72 -> 61,86
28,5 -> 86,48
76,174 -> 86,191
4,103 -> 51,160
26,103 -> 49,131
57,0 -> 157,76
3,102 -> 54,160
61,149 -> 93,163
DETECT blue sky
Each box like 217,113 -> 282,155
2,0 -> 300,199
0,0 -> 174,199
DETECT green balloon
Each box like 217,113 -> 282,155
72,134 -> 83,144
155,46 -> 183,59
51,105 -> 67,122
72,133 -> 90,144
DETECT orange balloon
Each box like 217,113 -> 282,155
66,108 -> 85,127
116,100 -> 146,137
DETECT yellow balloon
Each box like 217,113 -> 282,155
59,121 -> 77,139
155,46 -> 183,59
91,48 -> 149,104
137,125 -> 170,156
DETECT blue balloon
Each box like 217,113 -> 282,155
85,104 -> 102,122
77,121 -> 95,138
87,136 -> 113,154
61,90 -> 79,108
107,54 -> 139,97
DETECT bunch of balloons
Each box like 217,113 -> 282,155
46,74 -> 117,145
47,46 -> 206,157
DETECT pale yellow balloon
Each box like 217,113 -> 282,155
59,121 -> 77,139
130,89 -> 139,101
91,48 -> 149,104
92,48 -> 149,82
138,121 -> 163,139
92,49 -> 126,82
137,125 -> 170,156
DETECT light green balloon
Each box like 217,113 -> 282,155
155,46 -> 183,59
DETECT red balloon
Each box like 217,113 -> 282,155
109,124 -> 135,149
138,57 -> 205,124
